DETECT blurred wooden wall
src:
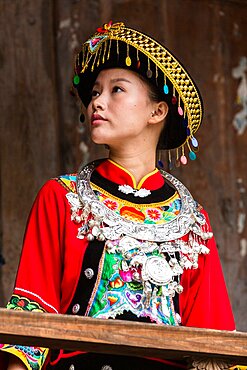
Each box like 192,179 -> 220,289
0,0 -> 246,331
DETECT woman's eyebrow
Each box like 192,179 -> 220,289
110,78 -> 131,83
93,78 -> 132,88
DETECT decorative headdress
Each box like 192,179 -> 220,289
73,21 -> 203,165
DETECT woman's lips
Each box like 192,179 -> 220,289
91,113 -> 107,125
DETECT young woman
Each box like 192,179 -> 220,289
1,21 -> 235,370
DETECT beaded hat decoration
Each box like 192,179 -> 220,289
73,21 -> 203,163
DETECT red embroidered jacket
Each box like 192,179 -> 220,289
0,159 -> 235,369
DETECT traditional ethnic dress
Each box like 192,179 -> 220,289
0,159 -> 235,370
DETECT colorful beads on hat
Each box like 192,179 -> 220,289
172,95 -> 177,105
73,75 -> 80,85
163,76 -> 169,94
163,84 -> 169,94
191,136 -> 198,148
180,155 -> 187,165
175,159 -> 181,168
158,159 -> 164,168
125,43 -> 131,66
183,117 -> 188,127
189,151 -> 197,160
178,106 -> 183,116
125,56 -> 131,66
136,49 -> 140,69
178,95 -> 183,116
146,69 -> 152,78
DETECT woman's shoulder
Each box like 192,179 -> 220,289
36,173 -> 78,201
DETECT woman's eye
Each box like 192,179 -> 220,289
112,86 -> 123,93
91,90 -> 100,97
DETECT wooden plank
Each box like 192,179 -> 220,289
0,309 -> 247,364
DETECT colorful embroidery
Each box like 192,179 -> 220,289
86,247 -> 178,326
56,174 -> 77,193
0,295 -> 48,368
0,343 -> 48,370
7,294 -> 46,312
58,174 -> 182,225
92,184 -> 182,224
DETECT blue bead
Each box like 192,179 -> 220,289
163,84 -> 169,94
191,137 -> 198,147
182,118 -> 188,127
168,161 -> 173,170
186,128 -> 191,136
158,160 -> 164,168
189,151 -> 197,160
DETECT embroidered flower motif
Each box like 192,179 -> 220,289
147,208 -> 162,221
103,199 -> 118,210
120,206 -> 145,222
17,299 -> 25,308
118,184 -> 151,197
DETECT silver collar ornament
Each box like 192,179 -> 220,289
66,161 -> 213,315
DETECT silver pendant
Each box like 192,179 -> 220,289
142,256 -> 173,285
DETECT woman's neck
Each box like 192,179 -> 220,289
109,149 -> 157,185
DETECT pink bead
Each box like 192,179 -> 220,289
180,155 -> 187,165
178,106 -> 183,116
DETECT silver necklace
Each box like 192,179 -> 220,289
70,160 -> 212,242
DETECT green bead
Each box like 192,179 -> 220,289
73,75 -> 80,85
189,151 -> 197,160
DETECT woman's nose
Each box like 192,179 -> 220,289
92,94 -> 106,111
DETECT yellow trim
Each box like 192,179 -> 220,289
137,168 -> 159,189
108,159 -> 137,188
108,159 -> 159,190
91,181 -> 179,209
0,345 -> 49,370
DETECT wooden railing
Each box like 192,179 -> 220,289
0,308 -> 247,367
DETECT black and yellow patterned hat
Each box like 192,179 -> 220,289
73,21 -> 203,161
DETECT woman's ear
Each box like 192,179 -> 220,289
148,101 -> 169,125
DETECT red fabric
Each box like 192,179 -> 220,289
180,210 -> 235,330
96,159 -> 164,190
14,180 -> 87,314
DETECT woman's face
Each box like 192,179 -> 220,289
86,68 -> 159,149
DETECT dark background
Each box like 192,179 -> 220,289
0,0 -> 246,331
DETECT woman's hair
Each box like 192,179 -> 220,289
138,73 -> 170,150
138,73 -> 165,103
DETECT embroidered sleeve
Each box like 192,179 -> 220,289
0,295 -> 49,369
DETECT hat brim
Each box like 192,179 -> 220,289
73,25 -> 203,150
